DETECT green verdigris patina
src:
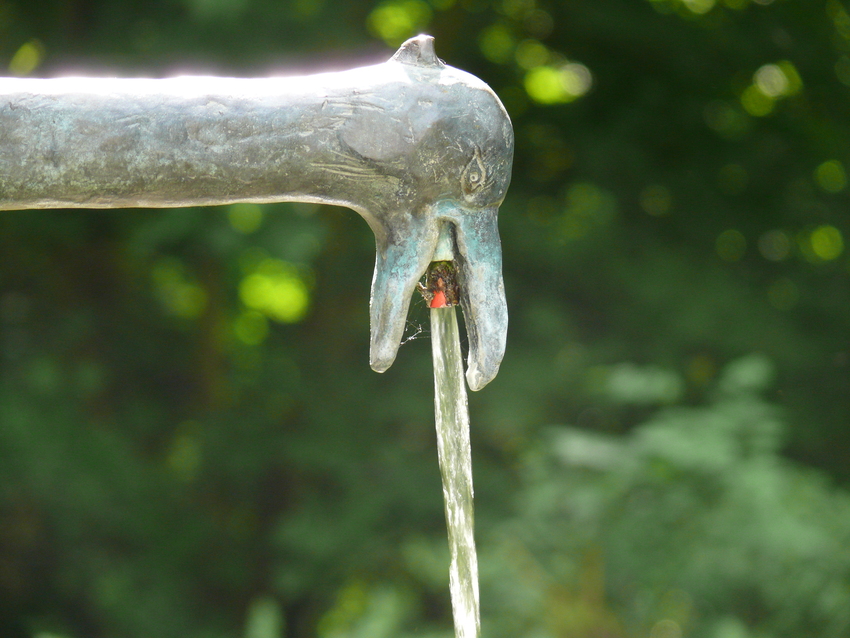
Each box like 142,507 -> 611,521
0,34 -> 513,389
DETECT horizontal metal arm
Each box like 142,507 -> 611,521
0,35 -> 513,389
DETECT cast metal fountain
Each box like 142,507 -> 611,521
0,35 -> 513,636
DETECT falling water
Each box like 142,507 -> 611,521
431,304 -> 480,638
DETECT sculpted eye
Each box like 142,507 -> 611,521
461,148 -> 487,195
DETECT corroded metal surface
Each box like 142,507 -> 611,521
0,35 -> 513,389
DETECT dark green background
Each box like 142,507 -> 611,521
2,1 -> 850,637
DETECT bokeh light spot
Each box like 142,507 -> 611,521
716,229 -> 747,262
524,63 -> 591,105
9,40 -> 44,76
754,61 -> 802,97
741,84 -> 774,117
754,64 -> 789,98
647,0 -> 676,14
228,203 -> 264,234
776,60 -> 803,95
809,225 -> 844,261
561,63 -> 593,97
650,619 -> 682,638
683,0 -> 715,14
234,309 -> 270,345
318,580 -> 371,636
815,160 -> 847,193
167,426 -> 203,482
524,66 -> 566,104
758,229 -> 791,261
836,55 -> 850,86
830,0 -> 850,39
478,23 -> 516,64
239,258 -> 310,323
500,0 -> 535,19
151,258 -> 208,319
515,39 -> 549,70
741,61 -> 802,116
523,9 -> 554,39
704,101 -> 750,139
367,0 -> 432,46
639,184 -> 673,216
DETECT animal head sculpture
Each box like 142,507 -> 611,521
0,34 -> 514,389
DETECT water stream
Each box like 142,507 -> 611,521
431,304 -> 480,638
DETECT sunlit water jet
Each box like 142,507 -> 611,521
431,303 -> 480,638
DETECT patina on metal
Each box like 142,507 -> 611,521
0,35 -> 513,390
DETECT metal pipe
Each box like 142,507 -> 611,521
0,35 -> 513,389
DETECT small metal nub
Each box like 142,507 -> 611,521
391,34 -> 444,68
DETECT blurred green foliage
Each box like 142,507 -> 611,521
2,0 -> 850,636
